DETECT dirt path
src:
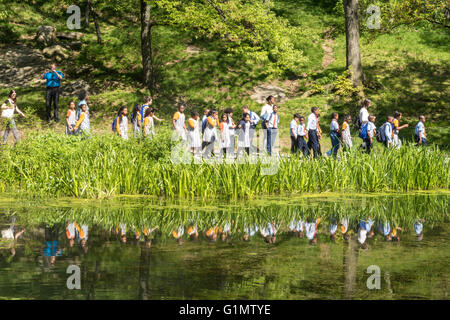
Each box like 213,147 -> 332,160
321,38 -> 335,69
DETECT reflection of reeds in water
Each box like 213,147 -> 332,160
7,194 -> 448,241
0,132 -> 448,198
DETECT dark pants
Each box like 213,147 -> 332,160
297,136 -> 309,157
290,136 -> 298,154
267,128 -> 278,155
46,87 -> 60,122
415,135 -> 427,147
308,130 -> 321,158
364,138 -> 373,154
330,131 -> 341,157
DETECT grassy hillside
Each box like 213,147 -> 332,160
0,0 -> 448,151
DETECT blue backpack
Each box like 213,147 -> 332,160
201,118 -> 208,134
112,116 -> 119,132
359,123 -> 369,140
140,105 -> 148,123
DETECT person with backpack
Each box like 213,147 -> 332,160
201,108 -> 210,135
73,103 -> 90,136
393,111 -> 409,148
382,116 -> 394,148
1,90 -> 26,145
415,115 -> 427,146
341,115 -> 353,150
143,107 -> 156,139
130,104 -> 142,138
327,112 -> 340,157
360,115 -> 376,154
359,99 -> 371,127
115,106 -> 129,140
297,116 -> 309,157
290,114 -> 300,154
306,107 -> 321,158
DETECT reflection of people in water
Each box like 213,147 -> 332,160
172,226 -> 184,245
1,217 -> 25,257
289,219 -> 304,238
204,226 -> 218,242
414,219 -> 424,241
75,223 -> 88,253
187,225 -> 198,241
340,217 -> 350,241
219,222 -> 232,242
66,222 -> 76,247
43,226 -> 63,267
329,217 -> 338,242
378,221 -> 392,241
305,218 -> 320,245
260,222 -> 278,244
357,218 -> 375,247
242,226 -> 258,242
116,223 -> 127,243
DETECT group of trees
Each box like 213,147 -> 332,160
2,0 -> 448,90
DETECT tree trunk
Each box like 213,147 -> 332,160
85,0 -> 90,27
141,0 -> 154,89
88,0 -> 102,44
138,244 -> 151,300
343,0 -> 364,86
342,236 -> 359,299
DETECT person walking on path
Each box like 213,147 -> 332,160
306,107 -> 321,158
1,90 -> 26,145
43,63 -> 64,123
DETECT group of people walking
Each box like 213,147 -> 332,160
2,63 -> 429,153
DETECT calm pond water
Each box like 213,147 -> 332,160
0,193 -> 448,300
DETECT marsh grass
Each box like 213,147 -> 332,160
0,132 -> 448,199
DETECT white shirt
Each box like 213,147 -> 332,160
261,104 -> 273,119
330,119 -> 339,132
358,228 -> 367,244
305,222 -> 316,240
359,107 -> 369,124
306,113 -> 317,131
290,120 -> 298,137
415,121 -> 425,138
367,122 -> 376,138
297,124 -> 307,136
384,122 -> 393,142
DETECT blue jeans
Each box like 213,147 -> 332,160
267,128 -> 278,155
3,118 -> 19,143
330,131 -> 341,157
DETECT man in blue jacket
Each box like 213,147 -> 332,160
43,63 -> 64,123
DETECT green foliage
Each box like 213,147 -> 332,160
333,70 -> 363,97
0,134 -> 448,199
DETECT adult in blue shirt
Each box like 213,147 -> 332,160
42,63 -> 64,123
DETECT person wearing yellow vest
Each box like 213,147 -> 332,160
187,111 -> 201,155
172,103 -> 187,141
73,103 -> 90,135
115,106 -> 129,140
393,111 -> 408,148
172,226 -> 184,245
